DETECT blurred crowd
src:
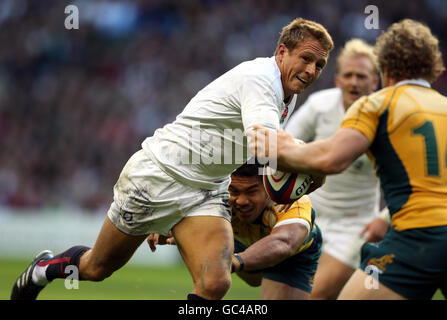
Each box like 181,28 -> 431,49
0,0 -> 446,212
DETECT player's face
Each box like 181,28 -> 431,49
276,38 -> 328,97
229,175 -> 269,224
335,55 -> 378,110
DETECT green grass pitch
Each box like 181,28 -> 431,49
0,258 -> 259,300
0,258 -> 444,300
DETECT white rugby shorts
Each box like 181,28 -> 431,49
107,150 -> 232,236
316,215 -> 369,269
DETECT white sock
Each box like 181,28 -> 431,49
32,264 -> 49,286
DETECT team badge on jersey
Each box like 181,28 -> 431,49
280,106 -> 289,124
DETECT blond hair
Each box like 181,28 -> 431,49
374,19 -> 445,83
336,38 -> 379,74
275,18 -> 334,55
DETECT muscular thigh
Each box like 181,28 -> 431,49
310,252 -> 355,300
172,216 -> 234,283
338,269 -> 405,300
261,278 -> 309,300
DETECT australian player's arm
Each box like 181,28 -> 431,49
232,201 -> 311,273
285,97 -> 328,192
277,96 -> 378,176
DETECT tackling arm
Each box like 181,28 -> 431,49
232,222 -> 308,273
282,127 -> 370,175
248,126 -> 371,176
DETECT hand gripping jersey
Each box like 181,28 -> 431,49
342,79 -> 447,230
232,195 -> 318,255
142,57 -> 296,192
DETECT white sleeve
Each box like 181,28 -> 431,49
240,75 -> 281,132
284,97 -> 316,142
378,207 -> 391,225
274,218 -> 311,237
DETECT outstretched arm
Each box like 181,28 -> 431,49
247,126 -> 371,176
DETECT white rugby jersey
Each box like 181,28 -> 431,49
142,56 -> 296,191
286,87 -> 379,220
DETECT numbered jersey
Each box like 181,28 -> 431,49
342,80 -> 447,231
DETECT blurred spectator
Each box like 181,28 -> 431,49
0,0 -> 445,212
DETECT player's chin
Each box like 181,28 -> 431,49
292,81 -> 309,93
236,211 -> 256,222
291,86 -> 304,95
348,95 -> 360,105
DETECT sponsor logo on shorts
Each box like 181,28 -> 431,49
367,253 -> 396,272
122,211 -> 134,222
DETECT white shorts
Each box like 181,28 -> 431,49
316,215 -> 370,269
107,150 -> 232,236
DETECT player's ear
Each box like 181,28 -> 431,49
372,74 -> 379,91
276,43 -> 287,62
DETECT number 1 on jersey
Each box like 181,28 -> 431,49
412,120 -> 442,177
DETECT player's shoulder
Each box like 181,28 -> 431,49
302,87 -> 342,111
238,56 -> 284,97
347,86 -> 394,116
398,83 -> 447,106
270,196 -> 312,214
236,57 -> 280,81
348,87 -> 395,114
261,197 -> 313,231
369,85 -> 395,101
308,87 -> 341,100
293,195 -> 312,209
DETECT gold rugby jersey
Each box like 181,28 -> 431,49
232,195 -> 317,254
342,80 -> 447,231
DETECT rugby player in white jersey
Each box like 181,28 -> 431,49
285,39 -> 389,299
11,18 -> 333,300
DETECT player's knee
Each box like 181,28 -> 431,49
310,289 -> 326,300
310,284 -> 338,300
199,273 -> 232,299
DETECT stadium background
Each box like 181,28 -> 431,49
0,0 -> 445,299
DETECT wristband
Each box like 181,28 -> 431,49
233,253 -> 244,272
378,207 -> 391,225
